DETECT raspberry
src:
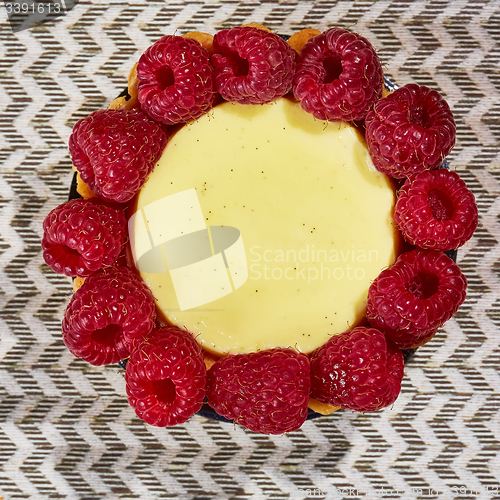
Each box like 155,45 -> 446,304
42,198 -> 127,277
293,28 -> 383,122
206,348 -> 310,435
366,249 -> 467,349
62,266 -> 156,365
395,169 -> 478,250
211,27 -> 296,104
365,84 -> 456,178
137,35 -> 216,124
310,327 -> 404,412
125,327 -> 207,427
69,108 -> 167,203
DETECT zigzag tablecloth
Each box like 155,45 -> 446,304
1,1 -> 499,498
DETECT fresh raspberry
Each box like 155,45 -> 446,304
206,348 -> 310,435
293,27 -> 383,122
310,327 -> 404,412
137,35 -> 216,124
366,249 -> 467,349
395,169 -> 478,250
365,84 -> 456,178
62,266 -> 156,365
42,198 -> 127,277
211,27 -> 296,104
69,108 -> 167,203
125,327 -> 207,427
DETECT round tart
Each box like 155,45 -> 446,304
44,26 -> 476,434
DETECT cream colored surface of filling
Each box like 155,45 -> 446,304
130,98 -> 399,355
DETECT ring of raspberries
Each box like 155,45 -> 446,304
42,26 -> 478,435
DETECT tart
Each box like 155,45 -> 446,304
42,26 -> 477,434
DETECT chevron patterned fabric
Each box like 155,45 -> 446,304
1,0 -> 499,498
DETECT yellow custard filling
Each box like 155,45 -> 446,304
129,98 -> 399,355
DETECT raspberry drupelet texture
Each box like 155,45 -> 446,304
211,27 -> 297,104
42,198 -> 127,277
366,249 -> 467,349
293,27 -> 383,122
69,108 -> 167,203
394,169 -> 478,251
62,266 -> 156,365
310,327 -> 404,412
365,84 -> 456,179
125,327 -> 207,427
207,348 -> 310,434
137,35 -> 216,124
